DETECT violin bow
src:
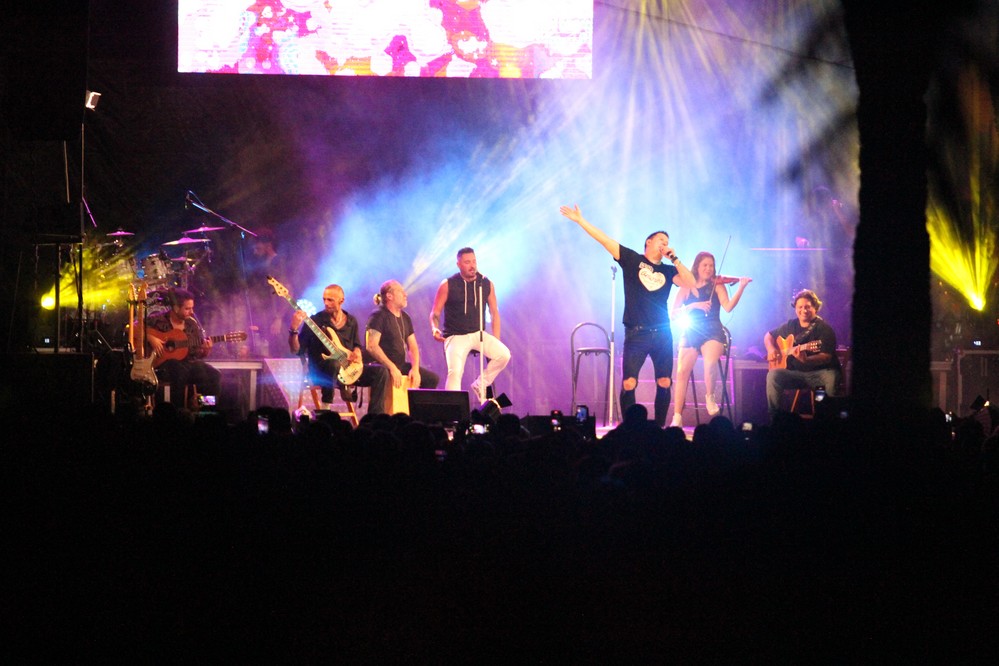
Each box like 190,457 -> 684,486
709,235 -> 733,304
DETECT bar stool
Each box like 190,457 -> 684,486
297,359 -> 360,426
153,381 -> 200,411
570,322 -> 612,426
786,346 -> 850,418
790,388 -> 816,417
688,326 -> 733,424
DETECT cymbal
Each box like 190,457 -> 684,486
107,229 -> 134,237
184,225 -> 225,234
162,237 -> 211,246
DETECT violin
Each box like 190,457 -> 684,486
713,275 -> 741,285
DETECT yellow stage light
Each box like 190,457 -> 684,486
927,67 -> 998,312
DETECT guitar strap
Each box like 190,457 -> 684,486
795,317 -> 821,346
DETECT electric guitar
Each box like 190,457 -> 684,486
267,276 -> 364,386
769,335 -> 822,370
147,329 -> 247,368
128,283 -> 158,387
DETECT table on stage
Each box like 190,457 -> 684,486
208,360 -> 263,416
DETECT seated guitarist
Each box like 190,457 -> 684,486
289,284 -> 389,415
763,288 -> 841,420
145,288 -> 222,403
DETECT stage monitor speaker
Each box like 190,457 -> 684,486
0,352 -> 94,414
407,389 -> 470,424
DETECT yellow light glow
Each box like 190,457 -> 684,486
37,244 -> 140,312
927,67 -> 998,312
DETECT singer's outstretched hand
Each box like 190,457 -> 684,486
560,204 -> 621,260
559,204 -> 584,223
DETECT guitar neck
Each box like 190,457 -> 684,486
152,332 -> 213,350
291,301 -> 348,362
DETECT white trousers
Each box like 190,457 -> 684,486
443,331 -> 511,391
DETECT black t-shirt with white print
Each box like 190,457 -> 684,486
617,244 -> 679,329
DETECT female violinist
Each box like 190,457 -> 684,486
670,251 -> 751,427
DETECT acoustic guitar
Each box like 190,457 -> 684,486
267,276 -> 364,386
147,329 -> 247,368
769,335 -> 822,369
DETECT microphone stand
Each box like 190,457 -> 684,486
477,277 -> 486,404
608,265 -> 617,427
187,196 -> 258,239
186,192 -> 259,355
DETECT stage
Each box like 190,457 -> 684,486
2,348 -> 977,431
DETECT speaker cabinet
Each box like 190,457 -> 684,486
0,352 -> 94,413
407,389 -> 471,424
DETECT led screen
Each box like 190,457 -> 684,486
178,0 -> 592,78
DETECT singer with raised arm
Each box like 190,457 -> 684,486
429,247 -> 511,398
145,287 -> 222,404
560,204 -> 696,428
669,252 -> 751,427
763,288 -> 841,421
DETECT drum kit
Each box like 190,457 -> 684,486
96,225 -> 223,289
81,224 -> 226,343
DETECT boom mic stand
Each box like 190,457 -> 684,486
185,192 -> 259,355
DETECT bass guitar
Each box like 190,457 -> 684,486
267,276 -> 364,386
769,335 -> 822,370
147,329 -> 247,368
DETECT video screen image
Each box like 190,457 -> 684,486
178,0 -> 592,78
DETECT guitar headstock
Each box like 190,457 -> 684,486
128,282 -> 148,303
267,276 -> 290,300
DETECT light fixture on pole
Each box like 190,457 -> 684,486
84,90 -> 101,111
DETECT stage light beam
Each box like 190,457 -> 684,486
926,67 -> 998,313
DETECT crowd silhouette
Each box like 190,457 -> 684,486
4,396 -> 999,661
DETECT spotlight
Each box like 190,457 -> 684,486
84,90 -> 102,111
476,392 -> 512,423
673,310 -> 691,334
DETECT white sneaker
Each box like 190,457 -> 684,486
705,395 -> 720,416
470,380 -> 483,400
670,413 -> 683,428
